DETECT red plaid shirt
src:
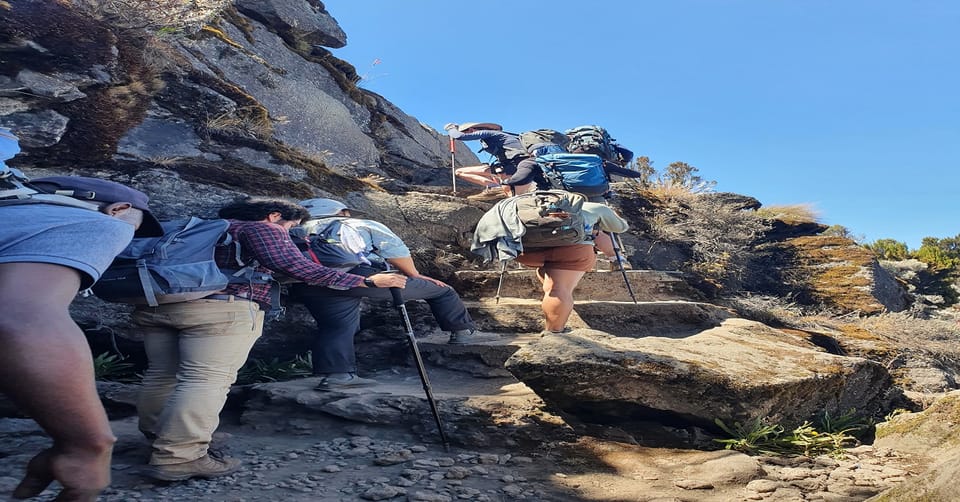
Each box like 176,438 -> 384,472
216,219 -> 364,306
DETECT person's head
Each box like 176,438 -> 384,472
30,176 -> 164,237
218,197 -> 310,229
299,198 -> 362,219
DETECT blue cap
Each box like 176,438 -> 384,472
30,176 -> 164,237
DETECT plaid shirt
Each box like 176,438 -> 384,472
216,219 -> 364,306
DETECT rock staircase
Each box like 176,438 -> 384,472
238,267 -> 729,447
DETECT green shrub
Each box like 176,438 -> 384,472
236,352 -> 313,385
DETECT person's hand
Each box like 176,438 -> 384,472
443,123 -> 459,132
368,273 -> 407,289
13,446 -> 112,502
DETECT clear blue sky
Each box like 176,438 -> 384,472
326,1 -> 958,249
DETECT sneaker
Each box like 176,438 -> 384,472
448,329 -> 501,345
315,373 -> 378,391
540,327 -> 573,337
466,187 -> 507,202
142,453 -> 241,481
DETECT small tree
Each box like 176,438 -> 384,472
864,238 -> 909,260
630,155 -> 655,188
915,236 -> 960,270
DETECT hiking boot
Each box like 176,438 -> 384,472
315,373 -> 378,391
448,329 -> 501,345
142,453 -> 241,482
466,187 -> 507,202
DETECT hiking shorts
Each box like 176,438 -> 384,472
517,244 -> 596,272
0,204 -> 135,289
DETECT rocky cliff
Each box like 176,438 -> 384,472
3,3 -> 959,500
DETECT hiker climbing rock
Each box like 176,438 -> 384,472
132,197 -> 405,482
445,122 -> 532,201
290,198 -> 498,391
1,129 -> 163,501
471,190 -> 629,334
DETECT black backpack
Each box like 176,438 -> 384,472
565,125 -> 618,162
92,217 -> 271,306
515,190 -> 588,249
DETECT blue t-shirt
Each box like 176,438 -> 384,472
0,128 -> 20,170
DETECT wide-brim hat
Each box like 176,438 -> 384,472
31,176 -> 164,237
458,122 -> 503,132
299,198 -> 364,218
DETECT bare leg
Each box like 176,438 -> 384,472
0,263 -> 115,501
454,165 -> 498,189
536,267 -> 586,332
593,232 -> 615,257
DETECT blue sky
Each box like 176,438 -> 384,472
326,1 -> 958,249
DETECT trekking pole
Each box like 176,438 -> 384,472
389,287 -> 450,450
494,259 -> 508,305
608,231 -> 638,304
449,136 -> 457,195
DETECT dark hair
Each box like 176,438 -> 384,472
218,197 -> 310,222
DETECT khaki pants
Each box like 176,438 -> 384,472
134,298 -> 264,465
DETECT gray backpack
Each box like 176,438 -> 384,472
92,217 -> 271,306
515,190 -> 588,249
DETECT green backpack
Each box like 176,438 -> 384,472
518,129 -> 570,154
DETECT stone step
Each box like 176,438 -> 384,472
451,269 -> 701,303
407,300 -> 734,377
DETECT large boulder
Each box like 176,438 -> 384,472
506,319 -> 897,432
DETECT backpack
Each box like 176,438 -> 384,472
292,219 -> 368,272
92,217 -> 271,306
518,129 -> 570,154
565,125 -> 618,162
534,153 -> 610,198
515,190 -> 588,249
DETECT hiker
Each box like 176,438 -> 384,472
445,122 -> 533,201
565,125 -> 643,183
472,191 -> 629,334
134,197 -> 406,482
290,198 -> 498,390
1,129 -> 164,501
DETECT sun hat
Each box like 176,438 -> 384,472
299,198 -> 363,218
458,122 -> 503,132
30,176 -> 164,237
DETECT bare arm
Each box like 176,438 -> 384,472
0,263 -> 115,501
387,256 -> 448,287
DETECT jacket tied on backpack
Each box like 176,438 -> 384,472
470,190 -> 590,262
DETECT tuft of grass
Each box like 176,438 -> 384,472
756,204 -> 821,225
236,352 -> 313,385
93,352 -> 139,382
714,409 -> 869,458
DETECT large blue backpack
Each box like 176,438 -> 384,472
92,217 -> 271,306
534,152 -> 610,198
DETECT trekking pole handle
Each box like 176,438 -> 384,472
390,286 -> 404,309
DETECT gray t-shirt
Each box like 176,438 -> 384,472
0,204 -> 135,288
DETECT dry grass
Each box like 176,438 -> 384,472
204,106 -> 272,139
756,203 -> 821,224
